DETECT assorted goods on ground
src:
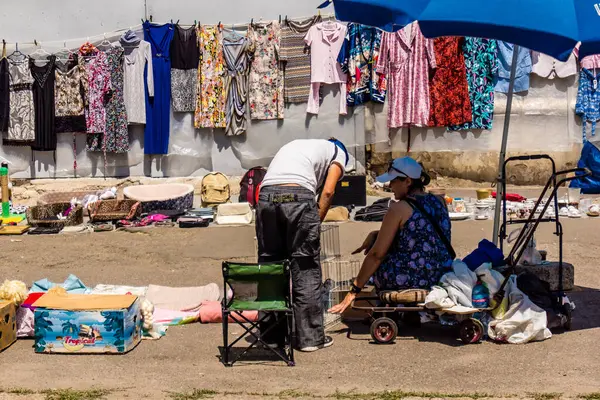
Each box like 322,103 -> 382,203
0,162 -> 271,235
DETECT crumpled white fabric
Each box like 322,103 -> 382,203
439,260 -> 477,307
424,286 -> 455,309
488,276 -> 552,344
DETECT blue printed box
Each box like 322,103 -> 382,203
33,294 -> 142,354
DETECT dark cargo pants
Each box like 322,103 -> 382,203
255,185 -> 325,349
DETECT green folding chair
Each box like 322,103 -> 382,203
221,260 -> 295,367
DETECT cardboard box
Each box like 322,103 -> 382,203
33,294 -> 142,354
0,300 -> 17,352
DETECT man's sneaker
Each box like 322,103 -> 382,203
298,336 -> 334,352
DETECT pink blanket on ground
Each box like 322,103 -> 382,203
199,301 -> 258,323
151,302 -> 258,326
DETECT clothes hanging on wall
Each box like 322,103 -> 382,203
449,38 -> 498,131
428,37 -> 472,127
305,20 -> 348,115
280,15 -> 321,103
144,21 -> 174,155
337,22 -> 386,107
195,25 -> 226,128
223,35 -> 253,136
0,57 -> 9,132
531,51 -> 577,79
54,54 -> 87,133
4,58 -> 35,146
170,24 -> 199,112
87,46 -> 128,154
80,49 -> 110,135
576,68 -> 600,142
30,55 -> 57,152
376,22 -> 436,128
494,41 -> 532,93
248,21 -> 284,120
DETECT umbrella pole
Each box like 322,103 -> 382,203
492,45 -> 519,246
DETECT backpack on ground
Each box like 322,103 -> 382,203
238,166 -> 267,207
201,172 -> 230,207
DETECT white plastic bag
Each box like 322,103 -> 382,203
488,276 -> 552,344
474,263 -> 504,297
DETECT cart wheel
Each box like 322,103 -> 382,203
459,318 -> 484,344
370,317 -> 398,344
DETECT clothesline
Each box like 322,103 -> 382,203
1,12 -> 336,50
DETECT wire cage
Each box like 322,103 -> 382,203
322,259 -> 361,329
252,223 -> 353,330
320,223 -> 341,261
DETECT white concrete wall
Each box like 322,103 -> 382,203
0,1 -> 586,178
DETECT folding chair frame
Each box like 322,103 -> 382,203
221,260 -> 295,367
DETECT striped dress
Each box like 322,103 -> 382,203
280,16 -> 321,103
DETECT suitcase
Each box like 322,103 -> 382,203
331,175 -> 367,207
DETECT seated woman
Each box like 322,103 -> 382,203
330,157 -> 453,314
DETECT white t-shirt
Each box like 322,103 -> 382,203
261,139 -> 346,194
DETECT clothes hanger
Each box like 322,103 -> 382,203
55,41 -> 75,63
224,23 -> 243,41
97,33 -> 113,49
8,42 -> 26,62
30,40 -> 52,61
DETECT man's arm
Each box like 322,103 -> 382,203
318,163 -> 344,222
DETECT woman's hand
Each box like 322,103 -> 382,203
352,230 -> 379,255
328,292 -> 356,314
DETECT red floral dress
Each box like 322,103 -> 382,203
428,37 -> 472,127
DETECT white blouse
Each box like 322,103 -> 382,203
123,40 -> 154,124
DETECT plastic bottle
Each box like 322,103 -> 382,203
1,162 -> 9,218
472,276 -> 490,309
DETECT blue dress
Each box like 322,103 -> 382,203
143,22 -> 174,155
374,194 -> 453,291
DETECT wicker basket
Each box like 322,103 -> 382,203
88,200 -> 142,222
26,202 -> 84,227
379,289 -> 429,305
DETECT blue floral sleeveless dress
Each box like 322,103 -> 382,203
374,193 -> 453,291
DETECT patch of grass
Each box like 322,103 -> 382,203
41,388 -> 112,400
530,393 -> 562,400
328,391 -> 493,400
0,388 -> 36,396
167,389 -> 219,400
276,389 -> 320,398
580,394 -> 600,400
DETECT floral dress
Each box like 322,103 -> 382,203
195,25 -> 226,128
337,23 -> 386,106
449,38 -> 498,131
428,37 -> 472,127
80,50 -> 111,134
87,46 -> 128,153
374,194 -> 452,291
248,21 -> 284,120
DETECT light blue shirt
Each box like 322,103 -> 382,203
494,41 -> 532,93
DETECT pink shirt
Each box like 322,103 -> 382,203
574,46 -> 600,70
305,21 -> 347,84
